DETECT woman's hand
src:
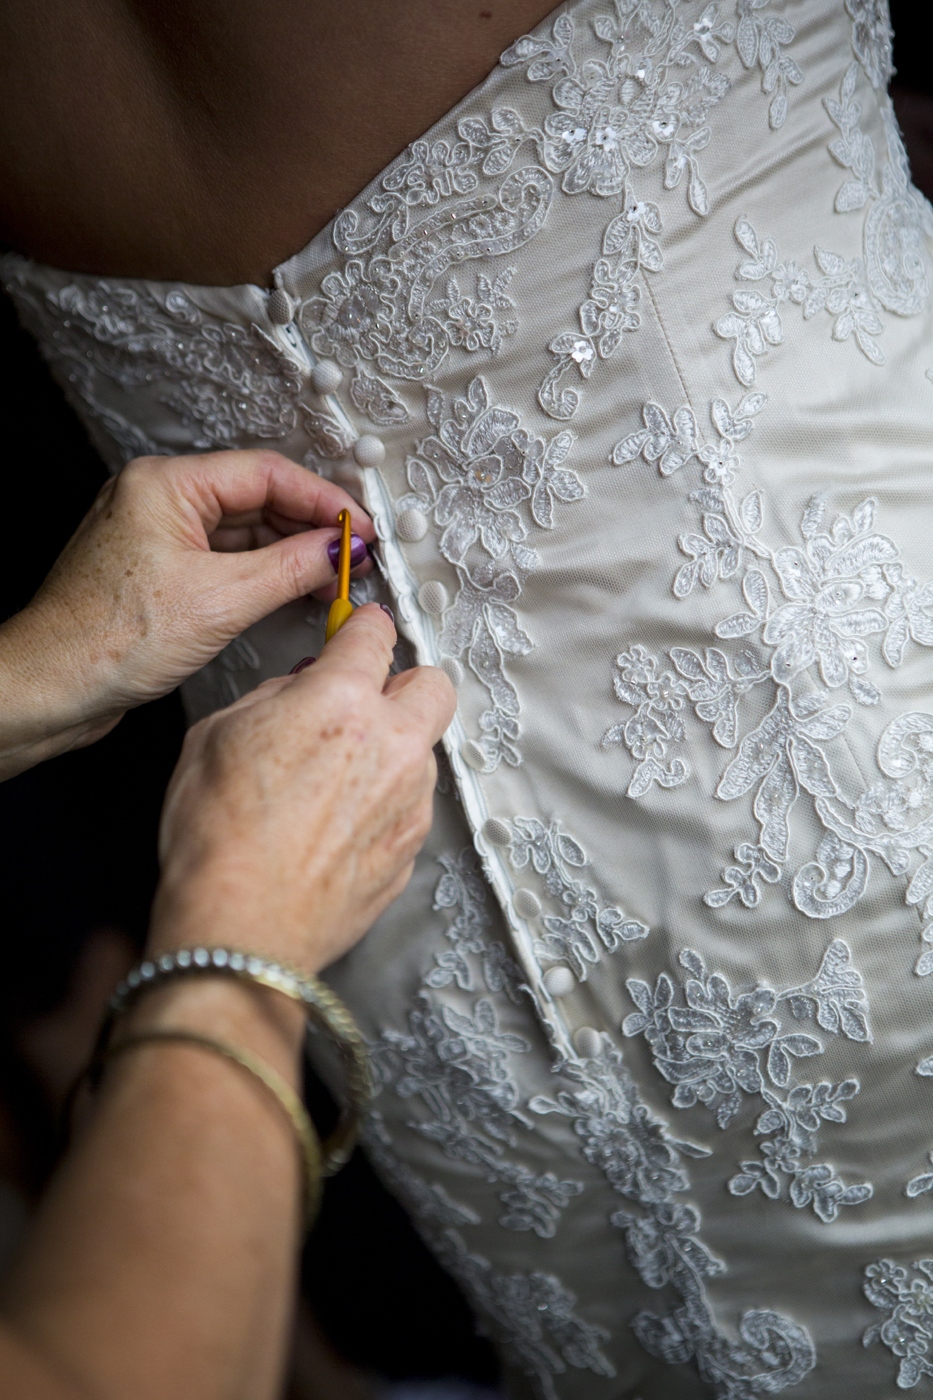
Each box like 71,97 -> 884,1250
0,450 -> 375,779
152,604 -> 456,975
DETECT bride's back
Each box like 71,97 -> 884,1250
0,0 -> 555,284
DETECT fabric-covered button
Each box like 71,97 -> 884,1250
482,817 -> 511,846
418,580 -> 449,614
440,657 -> 464,685
310,359 -> 343,394
353,434 -> 386,467
267,288 -> 294,325
396,507 -> 429,542
543,965 -> 576,997
461,740 -> 488,771
513,887 -> 542,919
574,1026 -> 604,1058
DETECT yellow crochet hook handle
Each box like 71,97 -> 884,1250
325,509 -> 354,642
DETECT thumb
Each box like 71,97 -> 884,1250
207,526 -> 368,629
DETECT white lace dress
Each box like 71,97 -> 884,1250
5,2 -> 933,1394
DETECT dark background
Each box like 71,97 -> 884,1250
0,3 -> 929,1390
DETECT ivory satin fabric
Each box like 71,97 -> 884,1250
5,3 -> 933,1394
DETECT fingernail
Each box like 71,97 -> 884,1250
380,604 -> 395,622
327,533 -> 368,571
289,656 -> 317,674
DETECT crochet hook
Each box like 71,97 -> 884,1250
325,509 -> 354,641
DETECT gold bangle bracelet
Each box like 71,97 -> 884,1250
101,1029 -> 323,1226
103,948 -> 373,1177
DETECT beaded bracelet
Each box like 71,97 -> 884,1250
100,947 -> 372,1176
101,1029 -> 323,1225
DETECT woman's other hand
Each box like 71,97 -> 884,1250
152,604 -> 456,974
0,450 -> 375,779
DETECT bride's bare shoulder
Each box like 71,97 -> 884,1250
0,0 -> 557,285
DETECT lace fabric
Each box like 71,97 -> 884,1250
5,1 -> 933,1395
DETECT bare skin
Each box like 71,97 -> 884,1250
0,0 -> 558,286
0,595 -> 456,1400
0,450 -> 375,779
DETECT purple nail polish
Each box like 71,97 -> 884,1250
380,604 -> 395,623
327,533 -> 368,571
289,655 -> 317,674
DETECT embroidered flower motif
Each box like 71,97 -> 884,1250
704,842 -> 781,908
864,1258 -> 933,1388
846,0 -> 894,90
304,260 -> 388,367
610,392 -> 933,939
764,537 -> 891,690
426,848 -> 523,1002
2,274 -> 304,459
433,1229 -> 615,1396
623,943 -> 872,1220
531,1049 -> 816,1392
501,816 -> 648,980
372,985 -> 592,1250
364,1122 -> 608,1397
399,376 -> 584,768
734,0 -> 803,130
297,156 -> 553,383
715,69 -> 933,385
602,644 -> 692,796
429,269 -> 519,354
500,0 -> 801,419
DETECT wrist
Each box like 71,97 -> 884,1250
151,856 -> 332,978
118,975 -> 307,1082
0,606 -> 124,779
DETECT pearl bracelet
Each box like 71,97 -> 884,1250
101,947 -> 372,1177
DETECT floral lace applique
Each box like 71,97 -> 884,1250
371,990 -> 584,1240
397,375 -> 585,769
426,848 -> 525,1001
429,269 -> 519,355
347,365 -> 411,426
863,1258 -> 933,1389
364,1111 -> 482,1228
502,0 -> 801,420
363,1116 -> 611,1397
496,815 -> 648,980
436,1229 -> 615,1398
846,0 -> 893,91
714,69 -> 933,382
734,0 -> 802,130
297,158 -> 552,381
623,942 -> 873,1221
610,394 -> 933,949
531,1046 -> 816,1394
295,2 -> 801,426
904,1058 -> 933,1199
1,271 -> 305,456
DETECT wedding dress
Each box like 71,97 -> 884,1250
5,2 -> 933,1394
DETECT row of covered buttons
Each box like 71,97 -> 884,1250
277,316 -> 502,762
266,290 -> 390,469
482,817 -> 605,1060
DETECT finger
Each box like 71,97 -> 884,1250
309,557 -> 374,605
383,666 -> 457,746
303,603 -> 396,691
159,450 -> 375,542
218,525 -> 374,620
